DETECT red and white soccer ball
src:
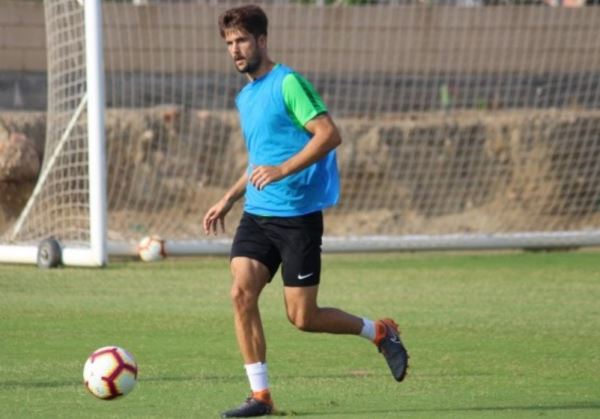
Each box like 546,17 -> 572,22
83,346 -> 138,400
137,235 -> 166,262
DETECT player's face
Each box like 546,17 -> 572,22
224,29 -> 263,75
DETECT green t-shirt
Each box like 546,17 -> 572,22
282,71 -> 328,130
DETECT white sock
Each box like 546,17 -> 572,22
245,362 -> 269,393
359,318 -> 376,342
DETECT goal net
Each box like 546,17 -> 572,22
2,0 -> 600,265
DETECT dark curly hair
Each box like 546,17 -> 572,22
218,5 -> 268,39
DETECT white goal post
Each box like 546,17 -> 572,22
0,0 -> 107,266
1,0 -> 600,266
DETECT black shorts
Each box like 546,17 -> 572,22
230,211 -> 323,287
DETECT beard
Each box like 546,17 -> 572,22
234,52 -> 262,74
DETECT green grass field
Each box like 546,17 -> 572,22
1,251 -> 600,418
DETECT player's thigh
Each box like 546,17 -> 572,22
230,212 -> 281,284
230,256 -> 272,298
275,212 -> 323,287
283,284 -> 319,321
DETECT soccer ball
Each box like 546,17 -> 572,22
137,235 -> 166,262
83,346 -> 138,400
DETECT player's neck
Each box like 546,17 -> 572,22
247,58 -> 275,82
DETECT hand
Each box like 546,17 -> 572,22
249,165 -> 285,190
202,198 -> 233,236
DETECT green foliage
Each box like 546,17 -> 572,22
1,251 -> 600,418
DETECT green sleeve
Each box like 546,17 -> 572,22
282,72 -> 328,130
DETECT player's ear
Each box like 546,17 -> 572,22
257,34 -> 267,49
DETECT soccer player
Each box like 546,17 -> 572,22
203,5 -> 408,417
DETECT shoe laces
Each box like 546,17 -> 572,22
374,318 -> 400,346
381,318 -> 399,334
249,391 -> 273,407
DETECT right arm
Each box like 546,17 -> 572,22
202,172 -> 247,235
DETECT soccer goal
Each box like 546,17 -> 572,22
1,0 -> 600,267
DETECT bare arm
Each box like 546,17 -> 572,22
202,172 -> 248,235
249,114 -> 341,190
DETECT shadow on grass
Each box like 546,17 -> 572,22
289,402 -> 600,416
0,380 -> 80,389
0,375 -> 235,390
0,372 -> 389,390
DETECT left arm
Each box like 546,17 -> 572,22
249,113 -> 341,190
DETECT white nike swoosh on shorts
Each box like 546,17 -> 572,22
297,272 -> 314,280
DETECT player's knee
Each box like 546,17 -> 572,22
287,309 -> 314,332
230,284 -> 257,311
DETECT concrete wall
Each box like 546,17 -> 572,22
2,2 -> 600,73
0,2 -> 46,72
1,2 -> 599,110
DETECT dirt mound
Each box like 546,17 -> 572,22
2,109 -> 600,240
